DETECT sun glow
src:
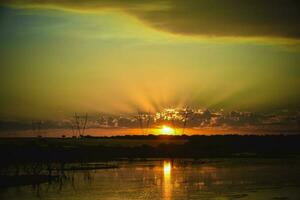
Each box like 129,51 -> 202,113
160,125 -> 175,135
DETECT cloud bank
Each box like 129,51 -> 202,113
2,0 -> 300,40
1,109 -> 299,135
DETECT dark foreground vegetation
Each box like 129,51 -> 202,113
0,135 -> 300,187
1,135 -> 300,163
0,175 -> 57,188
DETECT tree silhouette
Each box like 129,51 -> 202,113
71,113 -> 88,137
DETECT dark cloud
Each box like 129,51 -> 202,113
1,0 -> 300,39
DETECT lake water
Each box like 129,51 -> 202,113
1,159 -> 300,200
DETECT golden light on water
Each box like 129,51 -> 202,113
160,125 -> 175,135
163,161 -> 172,200
163,161 -> 171,176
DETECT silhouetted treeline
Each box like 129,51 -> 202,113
83,134 -> 190,140
0,135 -> 300,170
185,135 -> 300,158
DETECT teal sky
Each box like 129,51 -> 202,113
0,4 -> 300,120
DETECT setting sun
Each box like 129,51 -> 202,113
160,125 -> 175,135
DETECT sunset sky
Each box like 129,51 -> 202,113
0,0 -> 300,133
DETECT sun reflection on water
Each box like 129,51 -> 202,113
164,161 -> 171,176
163,161 -> 172,200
